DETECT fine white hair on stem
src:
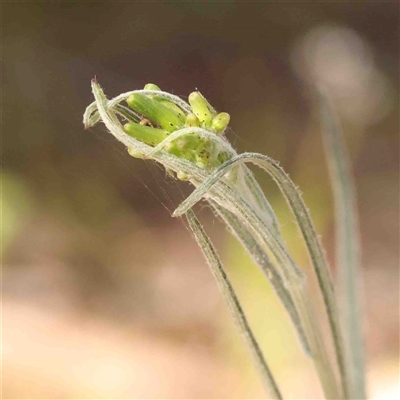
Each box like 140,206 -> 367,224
174,152 -> 350,398
190,172 -> 341,398
186,209 -> 283,399
210,200 -> 312,356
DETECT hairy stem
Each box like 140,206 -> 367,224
210,200 -> 312,356
217,185 -> 341,399
174,154 -> 345,398
186,210 -> 283,399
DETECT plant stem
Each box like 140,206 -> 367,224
174,154 -> 346,398
210,200 -> 312,356
320,92 -> 366,399
186,210 -> 283,399
218,185 -> 341,399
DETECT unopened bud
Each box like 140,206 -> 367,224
143,84 -> 185,123
144,83 -> 161,91
188,91 -> 213,126
211,112 -> 230,134
127,93 -> 184,133
185,113 -> 200,127
123,122 -> 168,146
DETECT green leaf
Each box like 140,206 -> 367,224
186,210 -> 283,399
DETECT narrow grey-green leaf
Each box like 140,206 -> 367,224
186,209 -> 283,399
210,200 -> 311,356
174,153 -> 346,398
319,92 -> 366,399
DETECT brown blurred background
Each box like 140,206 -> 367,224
2,2 -> 399,399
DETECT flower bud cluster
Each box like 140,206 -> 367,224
122,84 -> 232,178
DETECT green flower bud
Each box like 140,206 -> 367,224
188,91 -> 213,126
143,83 -> 185,121
143,84 -> 186,123
211,112 -> 230,134
144,83 -> 161,91
194,140 -> 218,169
166,134 -> 202,163
123,122 -> 168,147
185,113 -> 200,127
158,100 -> 186,123
127,93 -> 184,133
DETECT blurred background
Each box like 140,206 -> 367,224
2,2 -> 399,399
